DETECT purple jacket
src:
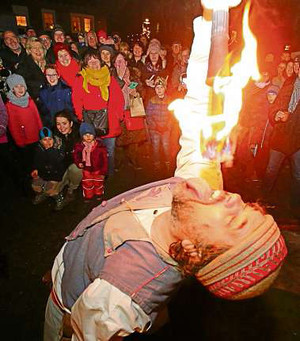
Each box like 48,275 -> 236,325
0,96 -> 8,144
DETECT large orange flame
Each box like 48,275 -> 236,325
213,1 -> 260,141
169,2 -> 260,161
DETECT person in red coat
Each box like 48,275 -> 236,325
5,73 -> 43,190
54,43 -> 80,88
72,50 -> 124,175
73,123 -> 108,201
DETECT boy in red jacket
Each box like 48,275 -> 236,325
73,123 -> 108,201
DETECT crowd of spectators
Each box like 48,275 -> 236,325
0,25 -> 188,209
0,24 -> 299,215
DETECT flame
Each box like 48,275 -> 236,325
213,1 -> 260,141
169,2 -> 260,162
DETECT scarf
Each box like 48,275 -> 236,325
56,58 -> 80,88
196,215 -> 287,300
288,77 -> 300,113
82,141 -> 95,167
7,90 -> 30,108
80,66 -> 110,101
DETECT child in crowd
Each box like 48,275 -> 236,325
39,64 -> 75,128
146,76 -> 173,172
5,73 -> 43,189
6,73 -> 42,148
73,123 -> 108,201
31,127 -> 66,210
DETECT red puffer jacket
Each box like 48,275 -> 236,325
6,98 -> 43,147
72,75 -> 124,138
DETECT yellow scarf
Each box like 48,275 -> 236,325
80,66 -> 110,101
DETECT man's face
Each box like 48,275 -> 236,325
4,31 -> 21,52
133,45 -> 143,58
87,33 -> 97,48
39,35 -> 51,50
41,137 -> 54,149
54,30 -> 65,43
57,49 -> 71,66
171,178 -> 259,247
294,61 -> 299,74
27,29 -> 36,37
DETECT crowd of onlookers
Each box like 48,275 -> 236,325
233,46 -> 300,215
0,24 -> 299,215
0,25 -> 189,209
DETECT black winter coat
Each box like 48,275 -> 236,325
33,142 -> 66,181
16,55 -> 47,101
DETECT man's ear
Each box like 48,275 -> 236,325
181,239 -> 201,258
70,121 -> 73,127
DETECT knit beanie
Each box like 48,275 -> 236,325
196,215 -> 287,300
39,127 -> 53,139
6,74 -> 27,90
53,42 -> 71,60
99,44 -> 115,56
147,43 -> 161,55
97,30 -> 107,39
80,123 -> 96,137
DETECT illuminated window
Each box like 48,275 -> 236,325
84,18 -> 91,32
42,12 -> 55,30
71,15 -> 81,32
71,13 -> 94,33
16,15 -> 27,27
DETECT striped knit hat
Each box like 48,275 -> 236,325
196,215 -> 287,300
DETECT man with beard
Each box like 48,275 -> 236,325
44,1 -> 287,340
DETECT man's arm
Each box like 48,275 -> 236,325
174,15 -> 223,190
71,279 -> 151,341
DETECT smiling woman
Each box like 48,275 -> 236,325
16,37 -> 47,102
53,43 -> 80,88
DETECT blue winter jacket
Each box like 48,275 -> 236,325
39,80 -> 76,127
